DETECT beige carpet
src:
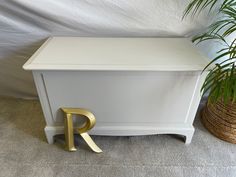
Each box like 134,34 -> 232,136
0,96 -> 236,177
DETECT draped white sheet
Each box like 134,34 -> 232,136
0,0 -> 217,99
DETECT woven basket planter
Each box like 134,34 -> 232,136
201,100 -> 236,143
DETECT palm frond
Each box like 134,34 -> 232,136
183,0 -> 236,103
183,0 -> 219,18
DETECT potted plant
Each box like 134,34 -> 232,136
183,0 -> 236,143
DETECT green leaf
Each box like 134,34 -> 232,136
184,0 -> 236,104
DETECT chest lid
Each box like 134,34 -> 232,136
23,37 -> 209,71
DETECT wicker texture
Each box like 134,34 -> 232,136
201,100 -> 236,144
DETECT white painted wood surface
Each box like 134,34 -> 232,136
24,37 -> 209,144
23,37 -> 208,71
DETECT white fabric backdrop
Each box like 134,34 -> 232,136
0,0 -> 217,99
